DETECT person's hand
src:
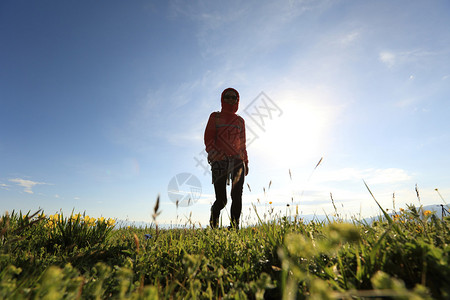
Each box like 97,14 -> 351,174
207,150 -> 222,163
244,162 -> 249,176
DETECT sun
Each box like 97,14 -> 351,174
250,99 -> 331,167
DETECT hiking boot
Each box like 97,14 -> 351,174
228,221 -> 239,230
209,207 -> 220,229
209,215 -> 219,229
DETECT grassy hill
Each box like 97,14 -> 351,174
1,205 -> 449,299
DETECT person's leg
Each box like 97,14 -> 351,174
230,160 -> 244,229
210,160 -> 228,228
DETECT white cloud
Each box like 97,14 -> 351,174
317,167 -> 411,185
0,183 -> 9,190
364,168 -> 412,185
170,0 -> 331,63
379,49 -> 445,68
379,51 -> 396,67
339,31 -> 360,46
9,178 -> 47,194
395,97 -> 417,108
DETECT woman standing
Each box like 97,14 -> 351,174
204,88 -> 249,229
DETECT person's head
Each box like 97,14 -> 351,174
221,88 -> 240,113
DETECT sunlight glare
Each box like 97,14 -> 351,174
252,99 -> 331,167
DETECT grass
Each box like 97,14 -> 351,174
1,201 -> 449,299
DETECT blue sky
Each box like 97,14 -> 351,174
1,0 -> 449,226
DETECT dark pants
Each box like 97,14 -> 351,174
210,159 -> 245,228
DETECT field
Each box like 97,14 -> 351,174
1,199 -> 449,299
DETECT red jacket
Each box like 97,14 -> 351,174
204,88 -> 248,164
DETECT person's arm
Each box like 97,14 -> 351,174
204,112 -> 223,162
204,113 -> 216,153
240,117 -> 249,176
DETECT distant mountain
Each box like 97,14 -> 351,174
114,204 -> 449,230
421,204 -> 450,218
282,204 -> 450,225
115,219 -> 193,229
362,204 -> 450,224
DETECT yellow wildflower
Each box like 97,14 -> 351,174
106,218 -> 116,228
71,213 -> 82,222
97,217 -> 105,223
424,210 -> 432,216
49,214 -> 59,223
84,215 -> 95,226
269,201 -> 273,205
45,220 -> 54,229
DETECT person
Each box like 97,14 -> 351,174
204,87 -> 249,229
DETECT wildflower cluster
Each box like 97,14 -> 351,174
44,213 -> 61,229
392,208 -> 433,223
97,216 -> 116,228
44,213 -> 116,229
38,212 -> 117,249
388,206 -> 437,237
